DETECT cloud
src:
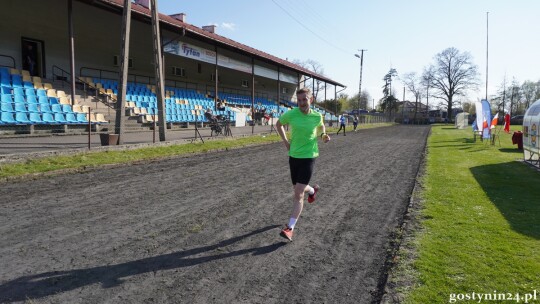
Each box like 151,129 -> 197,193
221,22 -> 236,31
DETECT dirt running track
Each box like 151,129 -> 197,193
0,125 -> 430,304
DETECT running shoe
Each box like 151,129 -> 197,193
308,185 -> 319,203
280,226 -> 293,241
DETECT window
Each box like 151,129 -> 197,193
241,80 -> 249,88
197,63 -> 202,73
172,67 -> 185,77
282,87 -> 289,94
211,74 -> 221,82
113,55 -> 133,68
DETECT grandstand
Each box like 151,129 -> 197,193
0,0 -> 343,137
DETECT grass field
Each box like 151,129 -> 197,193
396,125 -> 540,303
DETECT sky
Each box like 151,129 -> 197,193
155,0 -> 540,109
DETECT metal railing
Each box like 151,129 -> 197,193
0,54 -> 16,69
53,65 -> 115,109
79,66 -> 198,90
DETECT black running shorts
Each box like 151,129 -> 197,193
289,157 -> 315,185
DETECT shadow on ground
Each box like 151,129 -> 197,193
0,225 -> 284,303
470,162 -> 540,240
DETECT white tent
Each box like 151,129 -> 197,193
455,112 -> 469,129
523,99 -> 540,168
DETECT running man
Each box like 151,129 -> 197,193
275,87 -> 331,241
353,115 -> 359,132
337,114 -> 347,136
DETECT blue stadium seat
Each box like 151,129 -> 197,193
36,89 -> 47,97
26,95 -> 38,104
38,96 -> 49,105
29,112 -> 43,124
51,104 -> 63,113
40,104 -> 52,113
65,113 -> 78,124
1,94 -> 14,103
15,112 -> 32,124
1,102 -> 15,112
1,86 -> 12,95
14,102 -> 27,112
42,112 -> 55,124
1,111 -> 16,124
54,113 -> 67,123
25,88 -> 36,96
0,67 -> 9,77
49,97 -> 59,105
14,95 -> 25,103
62,104 -> 73,113
27,103 -> 39,113
76,113 -> 88,123
0,78 -> 10,87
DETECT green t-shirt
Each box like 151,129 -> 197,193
279,108 -> 323,158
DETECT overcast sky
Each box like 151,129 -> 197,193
156,0 -> 540,108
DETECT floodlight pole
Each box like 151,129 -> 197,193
354,49 -> 366,113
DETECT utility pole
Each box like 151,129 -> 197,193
354,49 -> 367,112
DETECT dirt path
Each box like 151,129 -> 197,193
0,125 -> 430,304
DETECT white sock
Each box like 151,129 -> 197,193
307,185 -> 315,195
288,217 -> 297,230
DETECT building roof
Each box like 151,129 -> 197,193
87,0 -> 345,88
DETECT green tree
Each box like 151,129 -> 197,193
380,68 -> 398,114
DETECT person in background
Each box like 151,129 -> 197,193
353,115 -> 359,132
336,114 -> 347,136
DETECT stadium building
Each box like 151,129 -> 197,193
0,0 -> 343,137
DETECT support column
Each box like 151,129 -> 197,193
150,0 -> 166,141
214,45 -> 219,111
115,0 -> 131,144
251,57 -> 255,134
67,0 -> 76,106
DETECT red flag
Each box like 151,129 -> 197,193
483,117 -> 488,129
490,113 -> 499,129
504,113 -> 511,133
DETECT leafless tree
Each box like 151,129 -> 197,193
293,59 -> 327,102
428,47 -> 480,120
521,80 -> 537,110
402,72 -> 423,121
421,65 -> 435,117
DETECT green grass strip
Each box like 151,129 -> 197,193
0,122 -> 393,179
404,125 -> 540,303
0,134 -> 282,179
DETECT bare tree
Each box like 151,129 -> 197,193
428,48 -> 480,121
521,80 -> 537,110
508,79 -> 522,116
293,59 -> 326,102
421,65 -> 435,118
402,72 -> 423,121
